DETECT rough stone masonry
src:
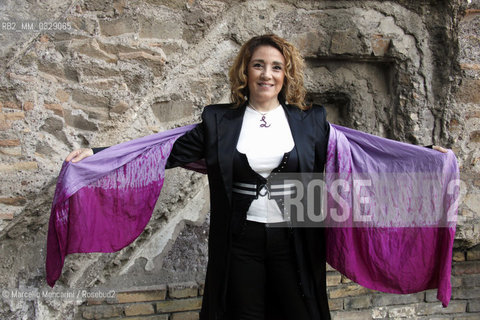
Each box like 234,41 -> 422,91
0,0 -> 479,319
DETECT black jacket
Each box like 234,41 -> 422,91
166,102 -> 331,320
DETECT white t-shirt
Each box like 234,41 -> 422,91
236,105 -> 295,223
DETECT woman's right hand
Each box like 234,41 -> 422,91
65,148 -> 93,163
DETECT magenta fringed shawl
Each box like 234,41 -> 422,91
46,124 -> 459,307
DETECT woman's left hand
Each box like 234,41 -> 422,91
432,145 -> 448,153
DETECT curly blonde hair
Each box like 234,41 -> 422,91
228,34 -> 308,110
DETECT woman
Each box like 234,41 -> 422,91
66,34 -> 447,320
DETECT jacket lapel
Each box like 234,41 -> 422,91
283,104 -> 316,172
217,104 -> 246,204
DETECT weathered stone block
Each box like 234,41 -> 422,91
329,284 -> 370,299
453,250 -> 466,261
331,310 -> 371,320
373,292 -> 425,307
341,275 -> 352,284
81,305 -> 123,319
71,90 -> 110,109
467,245 -> 480,260
460,274 -> 480,288
151,100 -> 194,122
156,297 -> 202,313
326,273 -> 342,286
111,101 -> 129,114
328,298 -> 343,311
0,161 -> 38,172
453,261 -> 480,275
64,110 -> 98,131
99,17 -> 136,37
139,17 -> 183,40
292,31 -> 329,57
171,311 -> 200,320
124,303 -> 155,316
56,89 -> 70,103
330,29 -> 365,55
388,305 -> 415,318
70,39 -> 118,63
168,282 -> 198,299
7,72 -> 35,83
0,146 -> 21,156
344,295 -> 372,310
116,285 -> 167,303
452,287 -> 480,299
416,301 -> 467,315
118,51 -> 165,76
122,315 -> 169,320
37,62 -> 78,82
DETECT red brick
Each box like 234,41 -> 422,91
4,112 -> 25,121
465,9 -> 480,17
0,139 -> 20,147
44,103 -> 64,117
23,101 -> 34,111
466,111 -> 480,120
0,197 -> 27,206
370,34 -> 390,56
0,213 -> 14,220
456,79 -> 480,104
3,101 -> 20,109
460,63 -> 480,71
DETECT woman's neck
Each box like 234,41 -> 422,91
249,99 -> 280,113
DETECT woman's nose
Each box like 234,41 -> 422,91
261,67 -> 272,79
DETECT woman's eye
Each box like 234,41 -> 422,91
253,63 -> 263,68
273,65 -> 283,71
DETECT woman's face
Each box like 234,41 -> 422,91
247,45 -> 285,108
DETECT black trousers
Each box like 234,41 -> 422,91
228,220 -> 311,320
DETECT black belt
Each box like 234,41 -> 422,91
232,181 -> 296,199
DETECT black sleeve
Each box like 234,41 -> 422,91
92,147 -> 108,154
166,114 -> 206,169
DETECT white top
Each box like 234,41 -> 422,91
236,105 -> 295,223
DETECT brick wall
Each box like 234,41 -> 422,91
75,245 -> 480,320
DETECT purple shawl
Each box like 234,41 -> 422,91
46,124 -> 458,307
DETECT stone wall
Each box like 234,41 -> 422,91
74,245 -> 480,319
0,0 -> 479,319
